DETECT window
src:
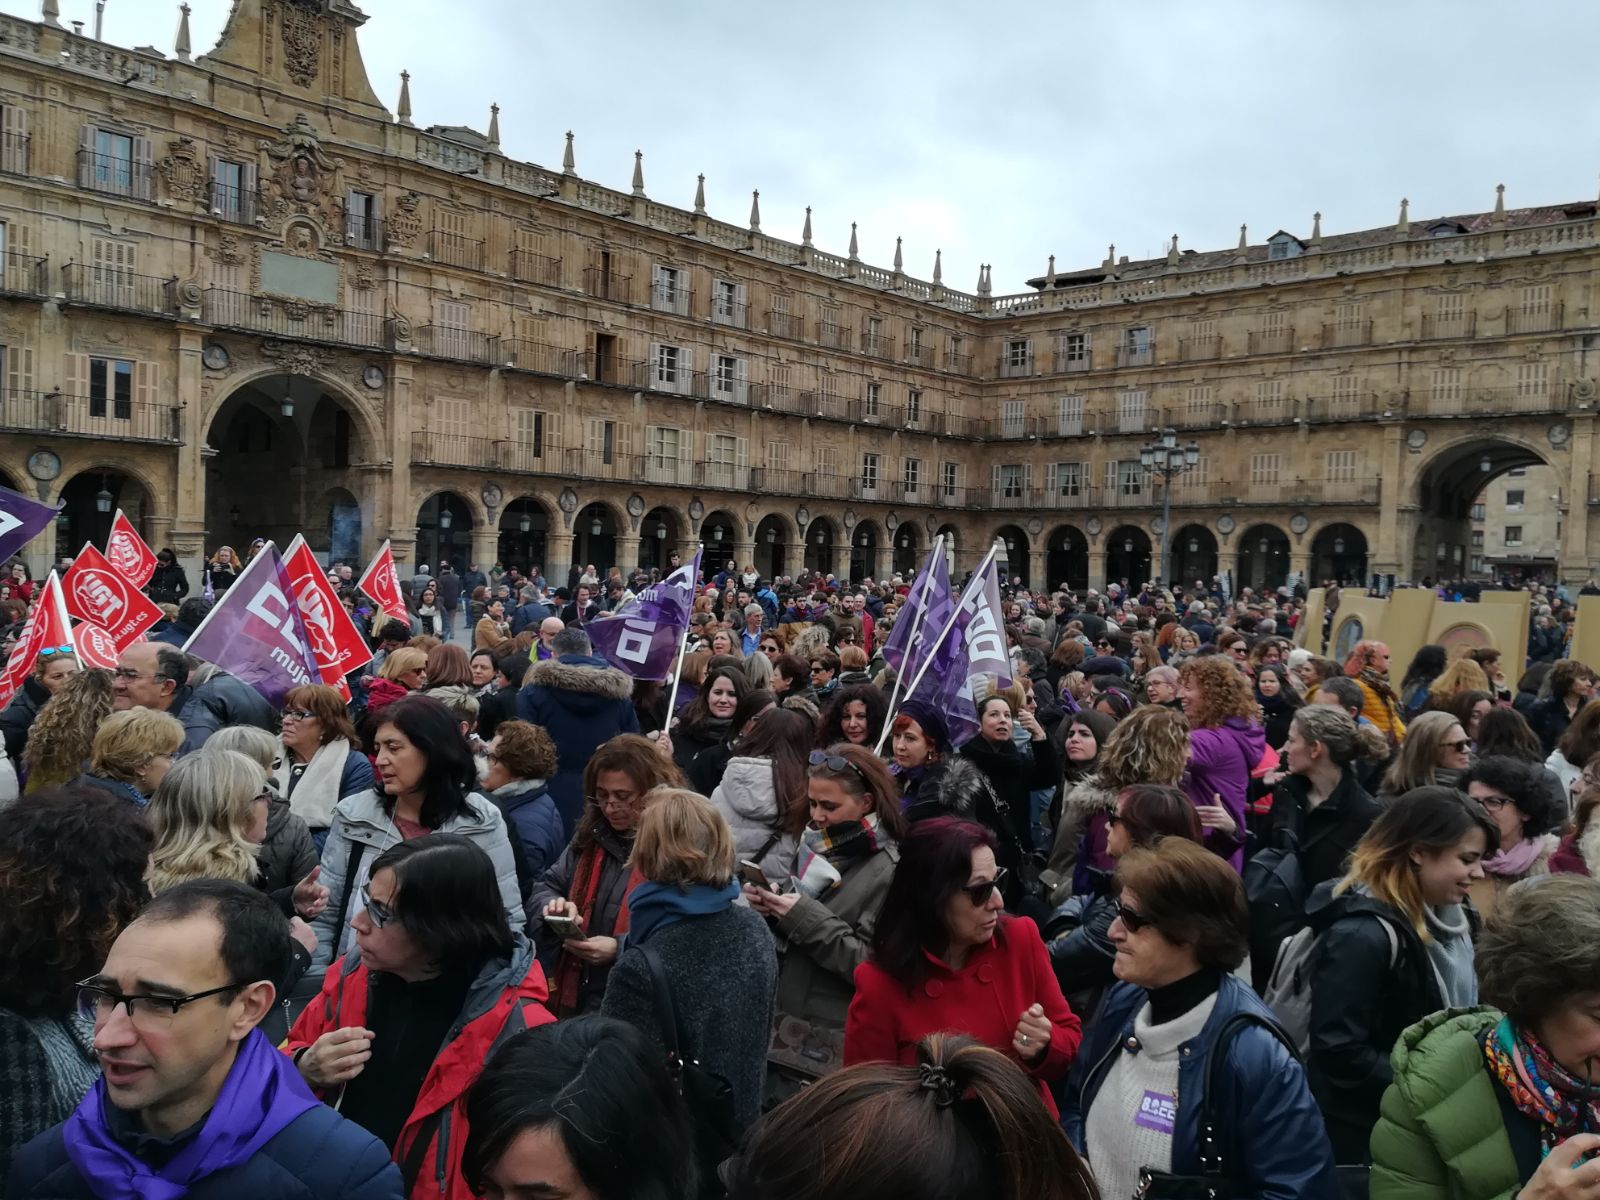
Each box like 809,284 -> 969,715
587,418 -> 619,468
711,279 -> 746,326
1183,384 -> 1215,424
89,356 -> 134,419
434,300 -> 472,360
1267,233 -> 1302,260
1505,526 -> 1523,547
346,190 -> 379,248
1116,461 -> 1146,497
209,159 -> 252,223
1328,374 -> 1362,418
511,408 -> 545,461
1254,378 -> 1285,408
1118,389 -> 1147,433
1052,461 -> 1086,498
765,439 -> 793,474
1435,292 -> 1465,323
1249,454 -> 1282,485
647,426 -> 686,484
1505,489 -> 1525,510
89,238 -> 137,307
1431,368 -> 1462,410
650,264 -> 688,315
90,128 -> 136,195
1471,556 -> 1484,573
707,434 -> 746,489
819,309 -> 844,348
902,457 -> 921,495
0,104 -> 29,176
1471,503 -> 1486,521
1123,326 -> 1152,363
653,343 -> 683,391
1058,394 -> 1084,437
815,444 -> 838,478
861,452 -> 881,495
1516,363 -> 1549,401
1,343 -> 35,401
947,334 -> 967,371
713,354 -> 748,403
1325,450 -> 1359,482
863,316 -> 885,356
906,388 -> 923,424
769,293 -> 794,338
1520,284 -> 1552,318
941,460 -> 960,498
864,382 -> 881,419
997,464 -> 1026,499
908,327 -> 924,363
1001,399 -> 1025,438
1186,317 -> 1218,356
1002,338 -> 1033,378
1472,530 -> 1484,549
1058,331 -> 1089,371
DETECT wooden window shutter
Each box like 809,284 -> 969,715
1,105 -> 27,175
77,124 -> 97,188
134,361 -> 159,435
64,352 -> 89,399
4,344 -> 34,397
132,135 -> 153,200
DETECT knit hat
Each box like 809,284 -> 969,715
895,698 -> 950,752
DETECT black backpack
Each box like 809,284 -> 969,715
1242,799 -> 1310,993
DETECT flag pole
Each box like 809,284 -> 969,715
894,539 -> 1004,714
873,534 -> 945,755
663,544 -> 704,717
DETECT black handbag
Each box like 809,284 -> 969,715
1135,1012 -> 1299,1199
640,945 -> 739,1196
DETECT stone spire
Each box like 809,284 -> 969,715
1396,197 -> 1409,234
1046,254 -> 1057,285
1492,182 -> 1506,226
487,103 -> 500,149
932,249 -> 943,285
893,236 -> 904,273
1236,224 -> 1248,252
396,71 -> 413,127
562,131 -> 576,175
749,190 -> 761,233
693,174 -> 706,215
1310,211 -> 1323,247
174,3 -> 192,61
848,222 -> 860,261
801,206 -> 813,247
41,0 -> 60,27
1165,236 -> 1179,267
1102,243 -> 1116,270
630,151 -> 645,197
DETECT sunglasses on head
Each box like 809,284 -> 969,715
958,868 -> 1008,906
39,645 -> 75,658
808,748 -> 869,786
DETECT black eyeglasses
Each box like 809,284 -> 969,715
360,882 -> 396,929
958,868 -> 1008,906
282,708 -> 316,721
1106,813 -> 1123,828
1474,793 -> 1512,811
1115,899 -> 1153,933
76,979 -> 245,1031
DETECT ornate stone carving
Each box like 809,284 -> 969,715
386,192 -> 424,250
156,136 -> 205,203
175,279 -> 204,309
261,339 -> 330,377
259,113 -> 345,237
352,263 -> 377,290
207,234 -> 245,266
558,488 -> 578,514
279,0 -> 324,88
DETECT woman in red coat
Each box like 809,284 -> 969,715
844,816 -> 1081,1113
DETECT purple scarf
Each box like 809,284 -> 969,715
1483,834 -> 1550,879
64,1027 -> 319,1200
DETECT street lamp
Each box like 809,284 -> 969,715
1480,455 -> 1492,473
590,517 -> 603,536
1138,427 -> 1200,586
439,507 -> 452,530
95,476 -> 113,514
518,511 -> 531,533
712,525 -> 725,542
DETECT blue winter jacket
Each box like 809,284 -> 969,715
8,1102 -> 404,1200
1062,975 -> 1340,1200
515,655 -> 639,837
489,778 -> 566,877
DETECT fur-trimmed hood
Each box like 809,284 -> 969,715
523,655 -> 635,702
1063,777 -> 1120,821
902,755 -> 997,822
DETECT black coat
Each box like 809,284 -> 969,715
146,561 -> 189,606
958,734 -> 1059,855
0,676 -> 47,763
1526,695 -> 1578,756
1264,769 -> 1384,892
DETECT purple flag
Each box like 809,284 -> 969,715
182,541 -> 320,706
881,541 -> 955,683
0,483 -> 59,564
915,557 -> 1013,747
588,551 -> 703,681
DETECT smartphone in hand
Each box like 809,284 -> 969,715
545,914 -> 586,940
737,860 -> 774,892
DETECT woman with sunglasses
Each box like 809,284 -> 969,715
845,817 -> 1081,1114
1063,838 -> 1338,1200
745,744 -> 908,1099
276,684 -> 374,851
1376,710 -> 1473,800
0,645 -> 79,767
289,833 -> 554,1191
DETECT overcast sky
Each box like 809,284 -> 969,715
16,0 -> 1600,293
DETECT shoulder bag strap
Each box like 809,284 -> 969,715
333,837 -> 365,941
639,944 -> 686,1070
753,828 -> 783,865
1196,1011 -> 1302,1179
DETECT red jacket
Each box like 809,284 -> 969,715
284,939 -> 554,1200
843,915 -> 1081,1114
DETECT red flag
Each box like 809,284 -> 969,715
357,539 -> 408,622
284,535 -> 374,700
106,510 -> 157,587
0,573 -> 72,708
63,543 -> 163,650
73,621 -> 121,670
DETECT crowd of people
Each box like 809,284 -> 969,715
2,547 -> 1600,1200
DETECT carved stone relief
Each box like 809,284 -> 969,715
258,113 -> 345,238
386,192 -> 423,250
156,136 -> 205,203
279,0 -> 324,88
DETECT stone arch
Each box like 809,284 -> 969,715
1411,431 -> 1556,583
319,485 -> 362,563
1309,521 -> 1369,587
1238,523 -> 1291,592
55,464 -> 160,560
1170,524 -> 1218,588
805,514 -> 839,575
1106,525 -> 1153,589
850,518 -> 883,582
639,506 -> 683,573
499,494 -> 554,575
1044,523 -> 1088,592
202,365 -> 385,466
699,509 -> 742,561
891,521 -> 921,578
993,523 -> 1030,587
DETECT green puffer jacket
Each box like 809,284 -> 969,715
1369,1007 -> 1522,1200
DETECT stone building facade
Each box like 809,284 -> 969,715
2,0 -> 1598,590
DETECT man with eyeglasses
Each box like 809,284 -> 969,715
8,879 -> 401,1199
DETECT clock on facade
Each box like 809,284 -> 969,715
27,449 -> 61,482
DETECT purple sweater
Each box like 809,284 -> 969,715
1184,716 -> 1265,870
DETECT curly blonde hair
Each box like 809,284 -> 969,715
1093,706 -> 1191,790
1177,656 -> 1258,729
23,669 -> 116,790
1425,658 -> 1490,709
147,749 -> 264,893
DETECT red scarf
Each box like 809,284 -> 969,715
549,840 -> 645,1017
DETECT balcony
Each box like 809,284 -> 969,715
1167,400 -> 1226,431
61,265 -> 177,315
429,230 -> 484,271
509,249 -> 564,288
1303,390 -> 1382,422
1178,334 -> 1222,362
1174,479 -> 1380,506
206,179 -> 258,226
805,472 -> 855,500
649,281 -> 692,317
415,324 -> 500,364
904,343 -> 929,366
77,150 -> 153,201
697,461 -> 752,491
748,466 -> 805,495
582,266 -> 633,304
629,359 -> 703,399
204,290 -> 387,348
1247,327 -> 1295,355
750,383 -> 807,416
944,349 -> 973,375
345,213 -> 383,252
0,389 -> 181,443
501,338 -> 581,376
817,321 -> 851,350
565,447 -> 640,483
765,309 -> 801,339
1232,395 -> 1299,427
643,454 -> 694,487
0,252 -> 48,299
410,432 -> 563,475
1413,383 -> 1566,418
1032,487 -> 1096,511
711,297 -> 750,329
1055,348 -> 1093,373
1117,342 -> 1155,368
1,131 -> 29,177
859,330 -> 895,359
1420,312 -> 1476,340
1506,303 -> 1564,335
1322,320 -> 1372,349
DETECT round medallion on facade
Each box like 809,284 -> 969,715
1217,515 -> 1237,535
743,500 -> 759,522
796,506 -> 810,528
558,488 -> 578,514
1289,513 -> 1310,535
362,365 -> 386,390
843,510 -> 857,530
628,494 -> 647,517
885,511 -> 899,531
1150,516 -> 1165,535
202,343 -> 230,371
1026,517 -> 1043,536
1086,516 -> 1103,536
481,483 -> 503,510
925,513 -> 938,534
688,498 -> 705,521
1548,422 -> 1571,448
26,449 -> 61,482
1406,428 -> 1428,450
